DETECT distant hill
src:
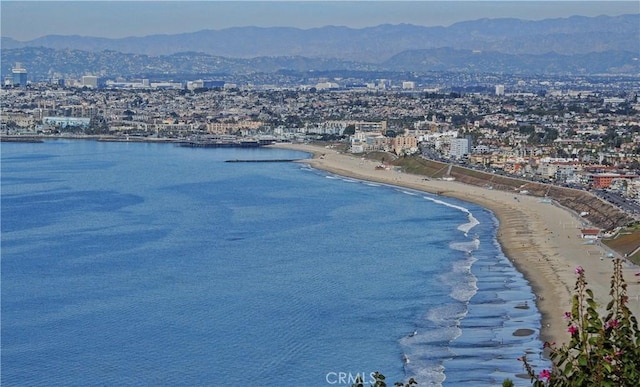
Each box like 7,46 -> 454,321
2,14 -> 638,62
382,48 -> 640,74
2,46 -> 638,81
0,47 -> 378,79
2,14 -> 638,79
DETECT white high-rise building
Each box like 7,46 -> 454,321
82,75 -> 98,89
495,84 -> 505,96
449,138 -> 470,159
402,81 -> 416,90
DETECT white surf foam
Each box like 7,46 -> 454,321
421,195 -> 480,236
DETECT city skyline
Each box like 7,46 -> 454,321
2,1 -> 638,41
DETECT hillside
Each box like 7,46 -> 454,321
2,14 -> 638,61
391,156 -> 635,231
2,46 -> 639,81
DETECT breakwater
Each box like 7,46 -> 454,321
0,136 -> 44,143
179,140 -> 272,148
225,159 -> 301,163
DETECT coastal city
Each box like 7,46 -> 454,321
3,69 -> 639,216
3,2 -> 640,385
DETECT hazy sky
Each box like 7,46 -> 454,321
2,1 -> 638,41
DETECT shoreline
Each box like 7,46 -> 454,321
272,143 -> 640,347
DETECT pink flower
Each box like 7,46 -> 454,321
604,355 -> 613,363
568,325 -> 579,335
605,319 -> 620,330
564,311 -> 572,320
539,369 -> 551,380
575,266 -> 584,275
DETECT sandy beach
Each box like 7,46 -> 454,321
273,143 -> 640,346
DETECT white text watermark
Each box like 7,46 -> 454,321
325,372 -> 377,385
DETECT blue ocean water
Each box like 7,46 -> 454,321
1,140 -> 549,386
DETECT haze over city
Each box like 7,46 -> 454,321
1,1 -> 638,41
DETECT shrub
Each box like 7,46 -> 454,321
351,372 -> 416,387
519,259 -> 640,386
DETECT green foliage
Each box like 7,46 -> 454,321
344,124 -> 356,135
519,259 -> 640,386
350,372 -> 416,387
502,379 -> 515,387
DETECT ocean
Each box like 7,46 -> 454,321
1,140 -> 549,386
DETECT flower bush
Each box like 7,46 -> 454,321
520,259 -> 640,386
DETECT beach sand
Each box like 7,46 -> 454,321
273,143 -> 640,346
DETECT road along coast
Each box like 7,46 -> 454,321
271,143 -> 640,347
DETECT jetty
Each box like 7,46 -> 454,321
0,136 -> 44,143
178,140 -> 262,148
225,159 -> 301,163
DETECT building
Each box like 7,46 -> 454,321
315,82 -> 339,90
402,81 -> 416,90
355,121 -> 387,132
391,135 -> 418,155
149,82 -> 183,89
82,75 -> 99,89
186,79 -> 225,90
349,131 -> 388,153
495,84 -> 505,96
104,79 -> 150,89
203,80 -> 225,88
207,121 -> 263,135
603,97 -> 625,104
580,228 -> 601,240
449,138 -> 470,159
591,173 -> 637,189
42,117 -> 91,129
11,63 -> 27,87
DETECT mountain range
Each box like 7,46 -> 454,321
2,14 -> 639,79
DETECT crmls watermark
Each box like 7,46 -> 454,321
325,372 -> 376,385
